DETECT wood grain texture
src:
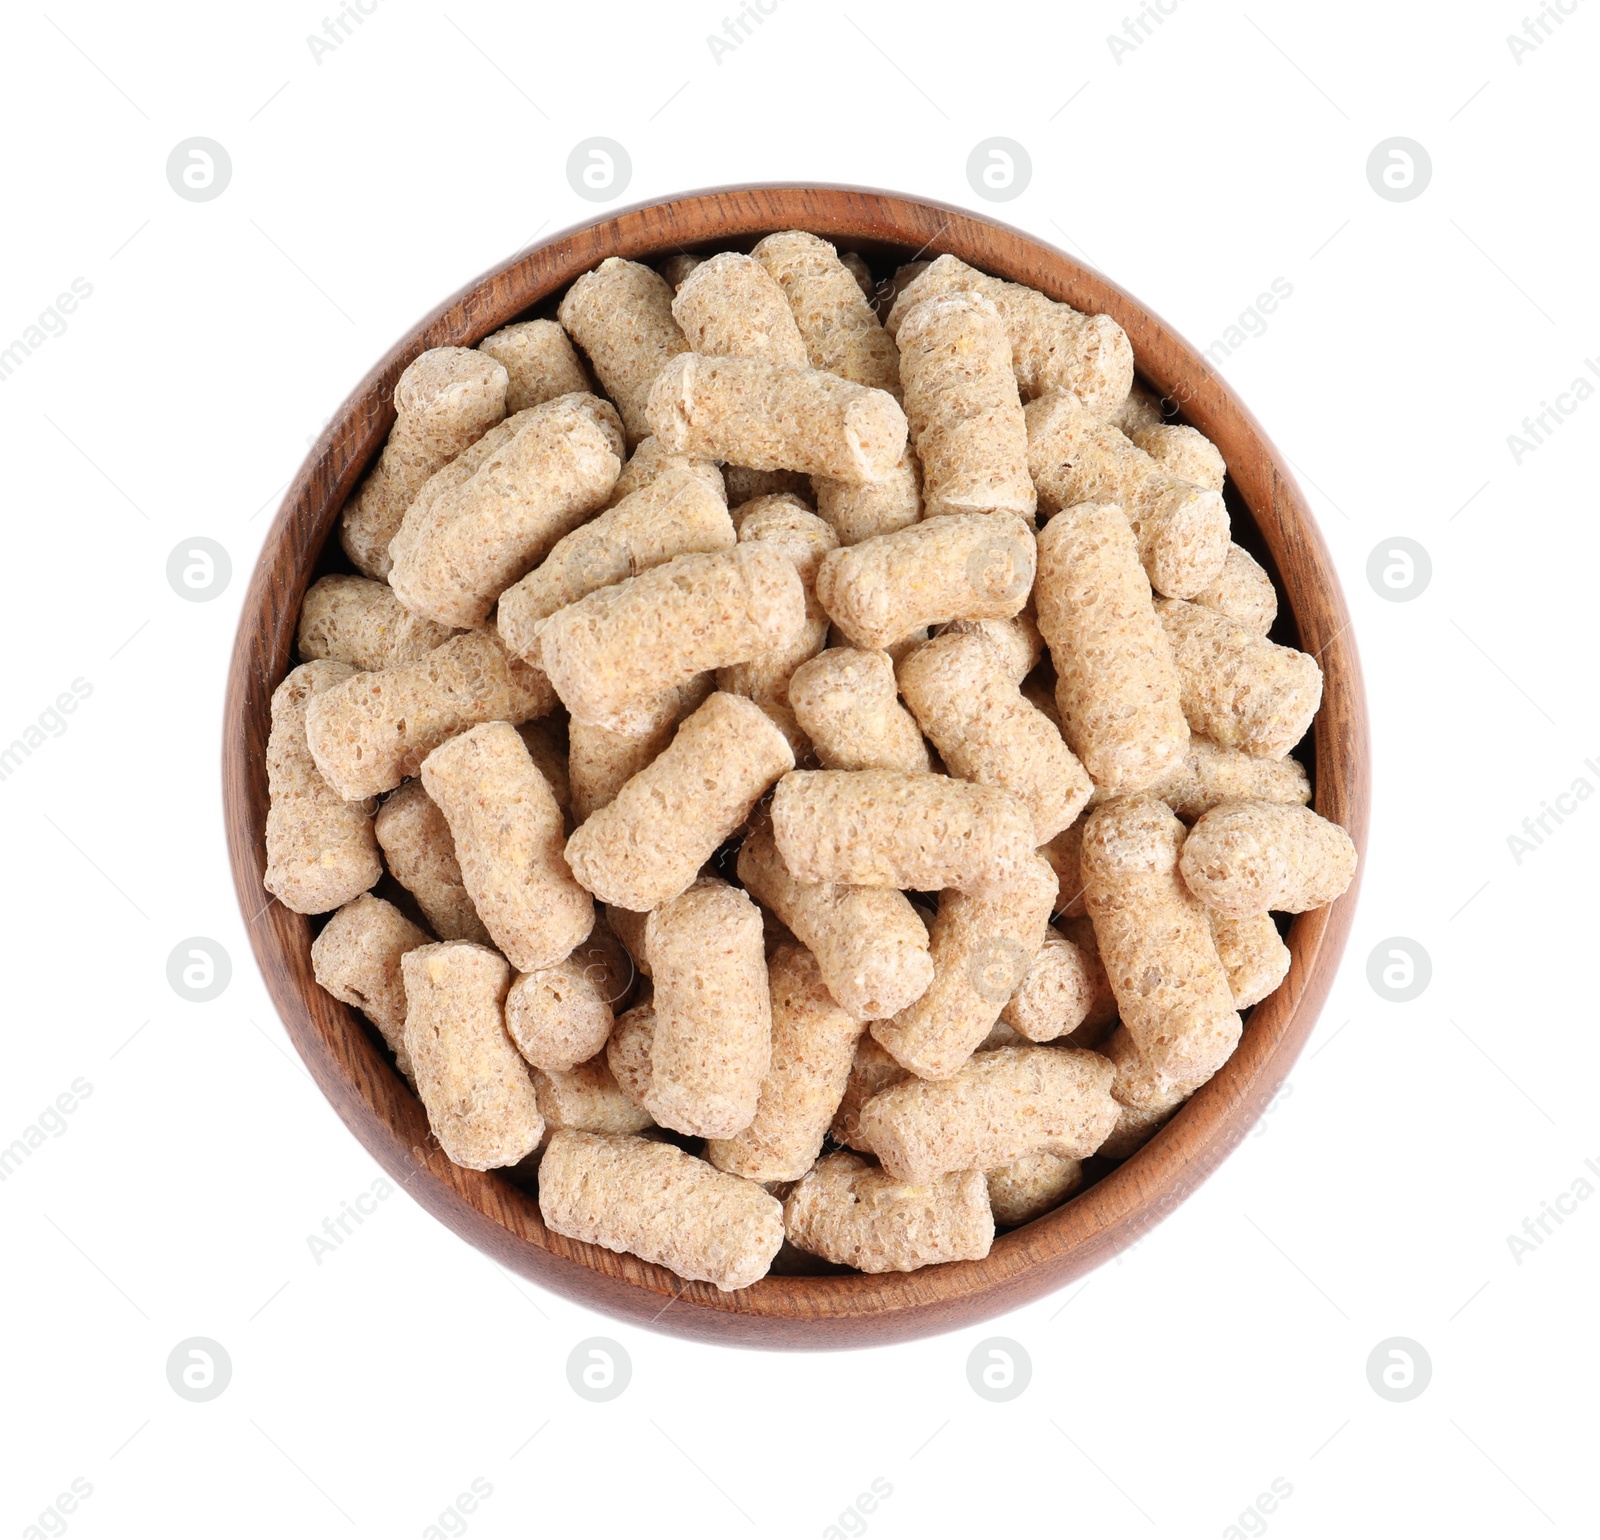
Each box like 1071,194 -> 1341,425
223,186 -> 1369,1349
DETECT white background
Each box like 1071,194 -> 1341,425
2,2 -> 1597,1536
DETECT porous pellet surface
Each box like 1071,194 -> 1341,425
1190,543 -> 1277,634
830,1036 -> 912,1151
787,647 -> 931,774
986,1152 -> 1084,1227
1180,800 -> 1358,917
534,1055 -> 655,1136
297,576 -> 458,672
373,779 -> 490,945
310,893 -> 429,1081
1145,736 -> 1310,821
671,251 -> 811,369
478,319 -> 591,414
1000,928 -> 1096,1044
812,449 -> 922,546
1208,909 -> 1292,1009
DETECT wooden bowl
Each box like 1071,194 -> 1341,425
223,186 -> 1368,1349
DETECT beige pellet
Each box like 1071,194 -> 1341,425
605,999 -> 656,1105
786,647 -> 930,774
567,673 -> 713,822
871,853 -> 1057,1079
517,719 -> 571,819
859,1046 -> 1119,1182
1096,1023 -> 1204,1160
1054,914 -> 1120,1046
1156,598 -> 1323,759
783,1153 -> 993,1273
296,576 -> 457,672
987,1152 -> 1085,1227
706,942 -> 865,1181
263,661 -> 382,915
420,722 -> 592,973
504,926 -> 630,1074
886,253 -> 1134,419
557,257 -> 690,445
829,1037 -> 911,1151
999,927 -> 1096,1044
339,347 -> 509,579
751,230 -> 901,397
607,434 -> 724,506
1190,544 -> 1278,635
374,779 -> 490,945
401,942 -> 542,1170
1209,910 -> 1291,1009
1146,735 -> 1310,821
310,893 -> 429,1083
1180,800 -> 1357,917
772,768 -> 1035,894
896,290 -> 1035,522
1081,795 -> 1242,1084
715,501 -> 837,743
1042,819 -> 1088,917
647,353 -> 908,484
812,448 -> 922,546
477,319 -> 591,413
897,631 -> 1091,845
1133,423 -> 1227,493
565,692 -> 794,911
535,1055 -> 654,1137
391,406 -> 538,559
539,1130 -> 783,1291
839,251 -> 875,298
538,546 -> 806,731
815,511 -> 1036,651
497,469 -> 735,660
1027,389 -> 1229,600
389,393 -> 624,628
941,609 -> 1043,686
671,251 -> 811,369
1117,383 -> 1166,437
722,464 -> 810,506
1034,501 -> 1190,795
728,490 -> 812,534
642,879 -> 771,1139
659,253 -> 704,290
736,821 -> 933,1021
880,260 -> 929,320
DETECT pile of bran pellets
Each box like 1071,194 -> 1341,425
262,235 -> 1357,1291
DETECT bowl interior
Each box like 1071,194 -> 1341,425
224,186 -> 1368,1349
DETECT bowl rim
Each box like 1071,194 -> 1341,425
223,182 -> 1369,1350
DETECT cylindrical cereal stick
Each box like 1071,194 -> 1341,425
750,230 -> 901,397
565,692 -> 794,911
885,253 -> 1134,419
605,999 -> 655,1105
539,546 -> 805,730
658,252 -> 704,290
504,930 -> 630,1075
420,722 -> 593,973
940,609 -> 1043,685
772,769 -> 1035,894
999,927 -> 1095,1044
1180,800 -> 1357,917
373,779 -> 490,945
1132,422 -> 1227,493
477,319 -> 590,414
1056,914 -> 1119,1046
705,942 -> 866,1181
1034,501 -> 1190,794
729,489 -> 812,534
783,1153 -> 993,1273
896,290 -> 1035,522
646,353 -> 908,484
297,576 -> 458,672
557,258 -> 689,445
1042,819 -> 1088,917
858,1046 -> 1119,1182
539,1130 -> 784,1291
1095,1023 -> 1210,1159
642,879 -> 771,1139
1188,544 -> 1277,637
830,1037 -> 911,1150
401,942 -> 542,1170
607,435 -> 724,506
566,673 -> 713,822
497,469 -> 735,660
715,501 -> 837,744
736,822 -> 932,1021
871,853 -> 1057,1079
786,647 -> 930,773
1145,735 -> 1310,821
389,393 -> 624,628
534,1056 -> 654,1137
339,347 -> 508,579
1081,796 -> 1242,1083
812,448 -> 921,546
1209,910 -> 1291,1009
1156,598 -> 1323,759
1026,389 -> 1229,599
264,661 -> 382,914
987,1152 -> 1085,1227
815,511 -> 1036,651
310,893 -> 429,1083
518,719 -> 571,819
897,631 -> 1092,844
1117,383 -> 1166,437
839,250 -> 875,299
671,251 -> 811,369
